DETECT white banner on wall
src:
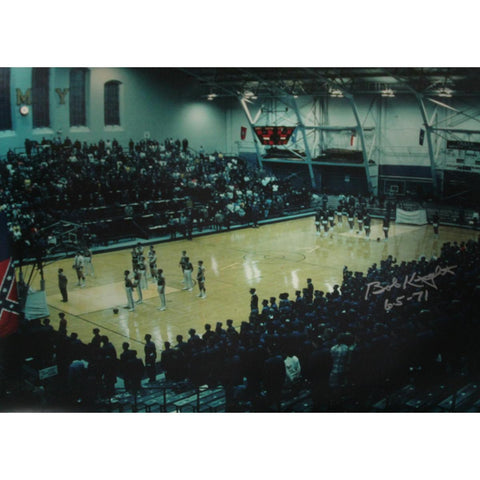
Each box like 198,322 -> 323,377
395,208 -> 428,225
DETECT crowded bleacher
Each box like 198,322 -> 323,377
1,136 -> 311,255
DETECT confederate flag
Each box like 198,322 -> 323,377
0,212 -> 19,338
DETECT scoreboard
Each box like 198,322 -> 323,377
254,126 -> 296,145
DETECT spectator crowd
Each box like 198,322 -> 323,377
1,136 -> 311,256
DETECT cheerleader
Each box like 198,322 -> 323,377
364,213 -> 371,238
314,210 -> 321,235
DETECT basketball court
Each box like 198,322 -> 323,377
34,216 -> 478,354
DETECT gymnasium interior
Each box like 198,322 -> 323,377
2,66 -> 480,417
4,4 -> 480,478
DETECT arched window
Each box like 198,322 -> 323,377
32,67 -> 50,128
69,68 -> 87,126
104,80 -> 120,126
0,68 -> 12,131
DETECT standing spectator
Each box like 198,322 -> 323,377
126,351 -> 144,394
160,341 -> 175,380
57,312 -> 68,336
202,324 -> 215,344
144,334 -> 157,382
284,351 -> 302,385
58,268 -> 68,302
329,333 -> 351,390
263,346 -> 286,412
120,342 -> 133,390
101,335 -> 118,397
249,288 -> 259,314
306,278 -> 314,302
308,339 -> 333,412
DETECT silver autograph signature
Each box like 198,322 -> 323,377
364,265 -> 457,311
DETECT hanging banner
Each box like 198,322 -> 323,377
240,126 -> 247,140
419,129 -> 425,146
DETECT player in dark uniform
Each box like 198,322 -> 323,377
156,269 -> 166,310
197,260 -> 206,299
124,270 -> 135,311
148,245 -> 157,280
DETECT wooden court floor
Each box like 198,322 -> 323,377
34,216 -> 478,355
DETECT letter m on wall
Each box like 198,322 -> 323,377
16,88 -> 32,105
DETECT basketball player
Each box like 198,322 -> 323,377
156,269 -> 166,311
133,268 -> 143,304
197,260 -> 206,298
182,256 -> 194,291
84,247 -> 94,276
124,270 -> 135,311
137,255 -> 148,289
148,245 -> 157,279
134,242 -> 144,260
73,251 -> 86,287
179,250 -> 188,282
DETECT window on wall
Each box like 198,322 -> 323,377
69,68 -> 87,126
32,67 -> 50,128
104,81 -> 120,126
0,68 -> 12,131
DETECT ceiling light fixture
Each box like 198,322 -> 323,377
243,90 -> 257,100
329,88 -> 344,98
437,87 -> 453,98
381,88 -> 395,97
